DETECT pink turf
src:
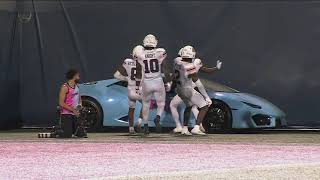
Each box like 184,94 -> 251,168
1,142 -> 320,179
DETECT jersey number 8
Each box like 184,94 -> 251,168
130,67 -> 137,80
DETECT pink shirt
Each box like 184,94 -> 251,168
61,83 -> 80,115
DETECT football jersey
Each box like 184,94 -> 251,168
122,58 -> 137,87
174,57 -> 203,88
136,48 -> 167,80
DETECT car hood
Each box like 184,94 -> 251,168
236,93 -> 285,116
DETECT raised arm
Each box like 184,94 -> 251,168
200,60 -> 222,73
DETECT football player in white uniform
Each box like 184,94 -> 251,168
170,63 -> 222,133
135,34 -> 167,134
171,47 -> 222,134
174,45 -> 219,135
114,45 -> 144,134
170,48 -> 198,133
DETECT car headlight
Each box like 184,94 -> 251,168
252,114 -> 271,126
241,101 -> 262,109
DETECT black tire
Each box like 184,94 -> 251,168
81,96 -> 103,132
203,100 -> 232,133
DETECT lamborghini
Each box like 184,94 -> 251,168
79,79 -> 287,132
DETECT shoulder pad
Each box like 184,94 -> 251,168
124,58 -> 134,63
156,48 -> 166,52
123,58 -> 135,67
193,58 -> 202,64
194,58 -> 202,66
156,48 -> 166,55
193,58 -> 203,71
174,57 -> 182,64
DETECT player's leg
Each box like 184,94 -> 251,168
142,98 -> 151,134
127,105 -> 136,134
192,106 -> 208,134
170,95 -> 183,133
136,107 -> 143,133
191,106 -> 205,132
142,81 -> 152,134
176,88 -> 193,135
191,105 -> 199,120
196,106 -> 208,125
181,106 -> 192,136
128,89 -> 139,134
189,90 -> 208,135
153,82 -> 166,133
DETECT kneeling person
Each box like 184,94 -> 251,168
59,69 -> 86,138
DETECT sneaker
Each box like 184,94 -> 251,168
199,123 -> 206,133
181,126 -> 192,136
173,126 -> 183,133
191,125 -> 206,135
153,115 -> 162,133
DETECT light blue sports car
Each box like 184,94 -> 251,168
79,79 -> 287,133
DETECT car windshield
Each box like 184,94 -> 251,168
201,79 -> 239,93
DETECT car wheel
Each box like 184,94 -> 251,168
203,100 -> 232,133
81,97 -> 103,132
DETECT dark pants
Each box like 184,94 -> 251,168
60,114 -> 77,138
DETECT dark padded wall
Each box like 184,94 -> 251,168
1,1 -> 319,127
0,9 -> 21,128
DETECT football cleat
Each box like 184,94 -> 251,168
200,123 -> 206,133
173,126 -> 183,133
191,125 -> 206,135
181,126 -> 192,136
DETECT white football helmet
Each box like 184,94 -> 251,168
181,45 -> 196,59
143,34 -> 158,48
178,48 -> 183,57
132,45 -> 144,59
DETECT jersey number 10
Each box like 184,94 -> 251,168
143,59 -> 159,73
